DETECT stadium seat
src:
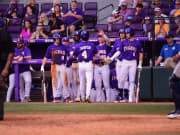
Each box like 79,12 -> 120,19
108,24 -> 125,38
130,23 -> 144,37
77,2 -> 83,10
144,8 -> 154,17
41,3 -> 53,13
84,2 -> 97,29
17,4 -> 24,18
169,23 -> 178,36
0,4 -> 9,16
93,24 -> 108,37
8,25 -> 21,38
127,8 -> 136,16
61,3 -> 68,12
8,18 -> 22,26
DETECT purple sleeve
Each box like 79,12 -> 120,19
24,48 -> 32,57
108,41 -> 118,57
77,9 -> 84,16
44,47 -> 51,59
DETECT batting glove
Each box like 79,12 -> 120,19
138,61 -> 142,71
41,65 -> 45,72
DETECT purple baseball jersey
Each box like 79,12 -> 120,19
45,44 -> 68,65
95,44 -> 111,64
73,41 -> 96,62
108,39 -> 123,60
119,39 -> 143,60
15,47 -> 32,73
110,68 -> 118,89
64,8 -> 84,26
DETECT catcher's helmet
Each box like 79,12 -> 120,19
53,32 -> 61,39
125,27 -> 134,36
81,30 -> 89,40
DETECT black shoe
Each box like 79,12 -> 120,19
168,110 -> 180,119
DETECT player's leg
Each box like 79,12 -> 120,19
94,65 -> 103,102
19,73 -> 25,102
56,65 -> 63,101
102,65 -> 111,102
116,60 -> 123,101
128,60 -> 137,102
119,60 -> 129,98
60,65 -> 71,102
79,62 -> 86,101
66,67 -> 73,100
23,71 -> 32,102
85,62 -> 93,102
51,64 -> 59,102
6,73 -> 15,102
168,61 -> 180,118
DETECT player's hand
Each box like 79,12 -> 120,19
1,68 -> 8,78
41,66 -> 44,72
105,57 -> 112,64
137,64 -> 142,71
173,54 -> 180,63
18,56 -> 23,62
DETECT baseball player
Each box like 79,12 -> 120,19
62,37 -> 74,102
41,33 -> 70,103
168,52 -> 180,119
108,28 -> 129,102
71,30 -> 96,102
110,28 -> 143,102
69,31 -> 81,102
93,34 -> 111,102
13,38 -> 32,102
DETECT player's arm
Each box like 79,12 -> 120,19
138,53 -> 143,69
1,53 -> 14,78
155,56 -> 163,66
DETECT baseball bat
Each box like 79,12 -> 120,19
42,71 -> 47,103
136,69 -> 141,103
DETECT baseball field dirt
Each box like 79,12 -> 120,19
0,103 -> 180,135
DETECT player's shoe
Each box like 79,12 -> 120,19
85,97 -> 91,103
65,97 -> 73,103
114,96 -> 121,103
75,97 -> 81,102
120,98 -> 128,103
24,96 -> 31,102
168,110 -> 180,119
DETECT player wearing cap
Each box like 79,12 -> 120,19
93,34 -> 111,102
41,33 -> 70,103
108,28 -> 129,102
71,30 -> 96,102
13,38 -> 32,102
62,37 -> 73,102
110,28 -> 143,102
69,31 -> 81,102
155,34 -> 179,67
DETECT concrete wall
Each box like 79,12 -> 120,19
0,0 -> 119,24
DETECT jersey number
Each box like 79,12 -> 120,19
82,50 -> 87,59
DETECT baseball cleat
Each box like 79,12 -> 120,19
85,97 -> 91,103
120,99 -> 128,103
168,110 -> 180,119
75,97 -> 81,102
24,96 -> 31,102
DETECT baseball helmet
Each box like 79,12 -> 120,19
62,37 -> 69,42
119,28 -> 125,34
125,27 -> 134,36
53,32 -> 61,39
73,31 -> 81,36
80,30 -> 89,40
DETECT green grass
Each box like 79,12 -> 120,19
5,103 -> 174,115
